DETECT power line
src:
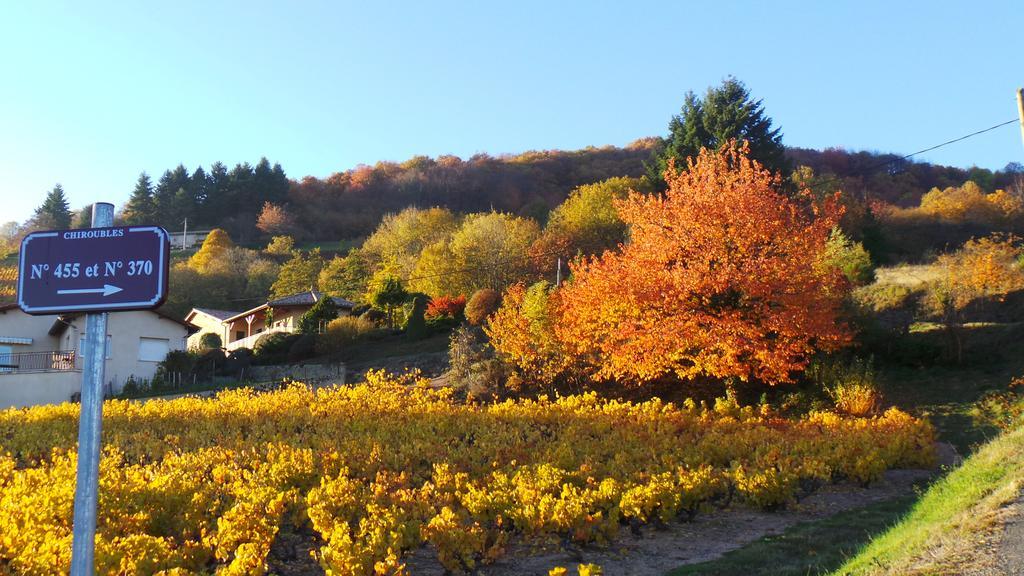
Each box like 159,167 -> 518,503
231,117 -> 1024,294
902,118 -> 1017,159
402,118 -> 1024,285
807,118 -> 1019,191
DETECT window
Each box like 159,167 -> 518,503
235,331 -> 245,341
78,335 -> 112,360
0,345 -> 11,373
138,338 -> 170,362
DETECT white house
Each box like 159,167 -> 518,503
185,290 -> 355,351
0,303 -> 190,409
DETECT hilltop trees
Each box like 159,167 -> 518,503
256,202 -> 299,237
649,78 -> 788,185
361,207 -> 459,279
529,177 -> 648,267
164,229 -> 280,318
30,184 -> 72,230
115,158 -> 290,241
549,144 -> 850,385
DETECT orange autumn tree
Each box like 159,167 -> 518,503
485,281 -> 574,386
556,143 -> 852,384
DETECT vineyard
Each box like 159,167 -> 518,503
0,266 -> 15,302
0,372 -> 935,575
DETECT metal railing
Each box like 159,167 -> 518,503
0,350 -> 79,374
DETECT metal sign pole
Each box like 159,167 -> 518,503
69,202 -> 114,576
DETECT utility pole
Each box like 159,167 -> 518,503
1017,88 -> 1024,153
556,257 -> 562,286
182,218 -> 188,250
69,202 -> 113,576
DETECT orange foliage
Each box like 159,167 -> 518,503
425,295 -> 467,320
932,235 -> 1024,310
556,144 -> 851,384
485,282 -> 573,385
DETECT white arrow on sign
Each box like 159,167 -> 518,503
56,284 -> 124,297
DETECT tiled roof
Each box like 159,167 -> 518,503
193,308 -> 241,321
268,290 -> 355,309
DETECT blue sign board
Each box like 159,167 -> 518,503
17,226 -> 170,315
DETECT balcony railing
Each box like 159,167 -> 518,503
0,350 -> 80,374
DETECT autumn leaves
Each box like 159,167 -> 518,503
488,144 -> 852,386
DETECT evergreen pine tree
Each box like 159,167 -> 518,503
648,77 -> 788,185
32,184 -> 73,229
153,169 -> 177,226
72,205 -> 93,229
123,173 -> 155,225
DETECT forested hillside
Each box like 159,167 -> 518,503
118,145 -> 1023,245
115,142 -> 657,242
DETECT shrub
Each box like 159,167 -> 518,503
465,289 -> 501,325
264,235 -> 296,256
405,295 -> 429,341
448,325 -> 505,400
808,356 -> 882,417
316,316 -> 381,354
253,332 -> 300,364
287,334 -> 317,363
198,332 -> 222,351
223,347 -> 253,375
425,295 -> 466,321
154,350 -> 200,390
821,228 -> 875,286
360,308 -> 387,326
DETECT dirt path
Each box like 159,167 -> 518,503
995,496 -> 1024,575
960,495 -> 1024,576
402,468 -> 936,576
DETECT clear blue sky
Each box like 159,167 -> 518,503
1,1 -> 1020,224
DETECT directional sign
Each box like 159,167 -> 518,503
17,226 -> 170,315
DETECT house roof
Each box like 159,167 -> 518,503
190,308 -> 241,321
220,290 -> 355,324
269,290 -> 355,308
49,309 -> 192,336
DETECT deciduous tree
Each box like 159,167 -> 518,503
362,207 -> 459,280
486,281 -> 573,386
530,177 -> 648,270
271,248 -> 325,298
411,212 -> 540,296
922,235 -> 1024,363
319,249 -> 371,303
188,228 -> 236,272
265,235 -> 296,256
256,202 -> 299,237
560,144 -> 849,385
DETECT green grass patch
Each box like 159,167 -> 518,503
831,422 -> 1024,574
667,497 -> 917,576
